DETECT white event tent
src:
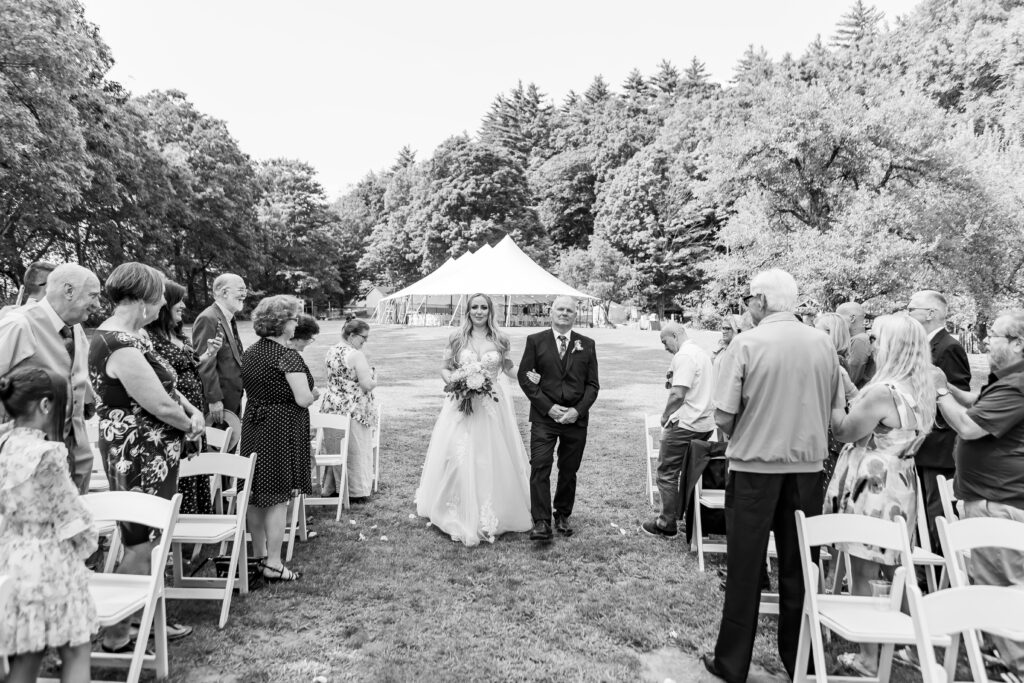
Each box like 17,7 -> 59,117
373,235 -> 596,326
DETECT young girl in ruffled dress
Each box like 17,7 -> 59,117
0,367 -> 98,683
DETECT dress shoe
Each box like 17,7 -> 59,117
529,520 -> 553,541
553,515 -> 574,536
702,653 -> 727,680
639,519 -> 677,538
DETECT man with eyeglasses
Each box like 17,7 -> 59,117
932,310 -> 1024,678
906,289 -> 971,555
0,261 -> 56,320
194,273 -> 248,426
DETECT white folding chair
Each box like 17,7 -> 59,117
643,413 -> 660,506
305,411 -> 352,523
74,492 -> 182,683
935,516 -> 1024,681
86,418 -> 109,493
792,510 -> 945,683
906,576 -> 1024,683
371,401 -> 383,493
912,483 -> 948,592
0,574 -> 12,677
936,474 -> 962,523
167,451 -> 256,629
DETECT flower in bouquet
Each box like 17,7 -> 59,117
444,361 -> 498,415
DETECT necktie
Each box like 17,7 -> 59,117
59,325 -> 75,361
558,335 -> 568,359
230,317 -> 244,355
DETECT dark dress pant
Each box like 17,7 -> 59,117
529,420 -> 587,522
917,465 -> 956,553
712,469 -> 824,683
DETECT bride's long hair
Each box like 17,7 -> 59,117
866,314 -> 936,432
446,293 -> 510,368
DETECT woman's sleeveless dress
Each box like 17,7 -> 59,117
824,382 -> 925,565
415,348 -> 532,546
321,344 -> 378,498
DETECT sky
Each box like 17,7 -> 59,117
81,0 -> 924,200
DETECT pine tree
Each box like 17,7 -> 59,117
562,90 -> 580,112
622,68 -> 651,100
831,1 -> 883,48
392,145 -> 416,171
682,57 -> 709,86
651,59 -> 681,94
733,45 -> 774,85
584,75 -> 611,105
479,81 -> 553,163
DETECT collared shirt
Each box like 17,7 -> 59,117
667,339 -> 714,432
927,327 -> 942,342
215,300 -> 235,321
954,358 -> 1024,510
550,327 -> 572,350
714,311 -> 843,473
35,297 -> 66,334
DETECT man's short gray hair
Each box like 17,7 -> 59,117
999,310 -> 1024,341
913,290 -> 948,317
750,269 -> 799,313
47,263 -> 93,291
212,273 -> 243,295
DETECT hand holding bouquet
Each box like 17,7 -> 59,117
444,361 -> 498,415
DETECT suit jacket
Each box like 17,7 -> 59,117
193,303 -> 244,414
517,329 -> 600,427
915,327 -> 971,469
0,299 -> 93,459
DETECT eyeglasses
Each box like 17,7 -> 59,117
985,333 -> 1018,342
353,333 -> 369,341
741,293 -> 761,308
905,306 -> 934,313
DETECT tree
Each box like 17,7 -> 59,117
392,145 -> 416,171
683,57 -> 710,87
556,238 -> 637,324
479,81 -> 554,165
831,1 -> 884,49
529,148 -> 598,248
733,45 -> 774,85
651,59 -> 682,94
584,75 -> 611,105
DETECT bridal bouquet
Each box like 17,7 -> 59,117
444,361 -> 498,416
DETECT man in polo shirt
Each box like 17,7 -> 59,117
640,322 -> 715,538
933,309 -> 1024,677
704,269 -> 844,683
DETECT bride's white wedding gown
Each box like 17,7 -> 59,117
415,347 -> 532,546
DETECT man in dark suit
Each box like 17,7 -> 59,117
908,289 -> 971,552
193,273 -> 248,424
517,296 -> 600,541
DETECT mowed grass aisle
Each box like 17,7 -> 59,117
159,324 -> 782,682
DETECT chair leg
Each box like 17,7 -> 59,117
341,464 -> 350,512
793,612 -> 812,683
942,635 -> 960,683
104,529 -> 122,573
694,501 -> 705,572
285,496 -> 300,562
171,542 -> 184,586
218,537 -> 241,629
925,564 -> 937,593
877,642 -> 895,683
153,595 -> 169,681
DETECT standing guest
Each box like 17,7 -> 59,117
704,269 -> 844,683
815,312 -> 858,401
640,323 -> 715,538
825,314 -> 935,677
0,263 -> 101,494
289,314 -> 319,353
0,261 -> 56,319
147,280 -> 223,515
932,309 -> 1024,678
321,318 -> 378,502
711,315 -> 741,368
90,263 -> 205,650
0,367 -> 97,683
836,301 -> 875,388
907,289 -> 971,554
194,273 -> 247,426
239,295 -> 318,583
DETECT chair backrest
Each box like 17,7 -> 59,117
936,515 -> 1024,587
178,451 -> 256,482
205,426 -> 233,453
904,567 -> 1024,683
310,411 -> 351,456
936,474 -> 959,522
795,510 -> 915,612
83,491 -> 181,531
914,482 -> 933,552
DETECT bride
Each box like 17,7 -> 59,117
415,293 -> 532,546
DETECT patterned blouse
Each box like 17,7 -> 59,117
322,343 -> 377,427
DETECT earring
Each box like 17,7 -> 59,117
142,305 -> 148,318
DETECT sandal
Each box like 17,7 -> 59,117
130,621 -> 193,642
837,653 -> 877,677
261,562 -> 301,582
100,637 -> 154,655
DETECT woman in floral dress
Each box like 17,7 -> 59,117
89,263 -> 206,650
0,367 -> 97,683
321,318 -> 378,502
826,314 -> 935,676
147,280 -> 222,514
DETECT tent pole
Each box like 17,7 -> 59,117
450,294 -> 463,326
504,295 -> 511,327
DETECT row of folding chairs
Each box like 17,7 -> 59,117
793,505 -> 1024,682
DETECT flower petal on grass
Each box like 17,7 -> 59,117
380,535 -> 388,541
358,533 -> 366,541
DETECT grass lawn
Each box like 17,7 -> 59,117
90,322 -> 969,682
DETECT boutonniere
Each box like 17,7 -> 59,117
571,340 -> 584,354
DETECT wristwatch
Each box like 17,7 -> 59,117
936,387 -> 950,398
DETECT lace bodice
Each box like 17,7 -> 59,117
457,348 -> 503,379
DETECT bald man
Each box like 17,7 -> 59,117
640,323 -> 715,538
0,261 -> 56,320
836,301 -> 874,388
908,289 -> 971,553
0,263 -> 102,492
